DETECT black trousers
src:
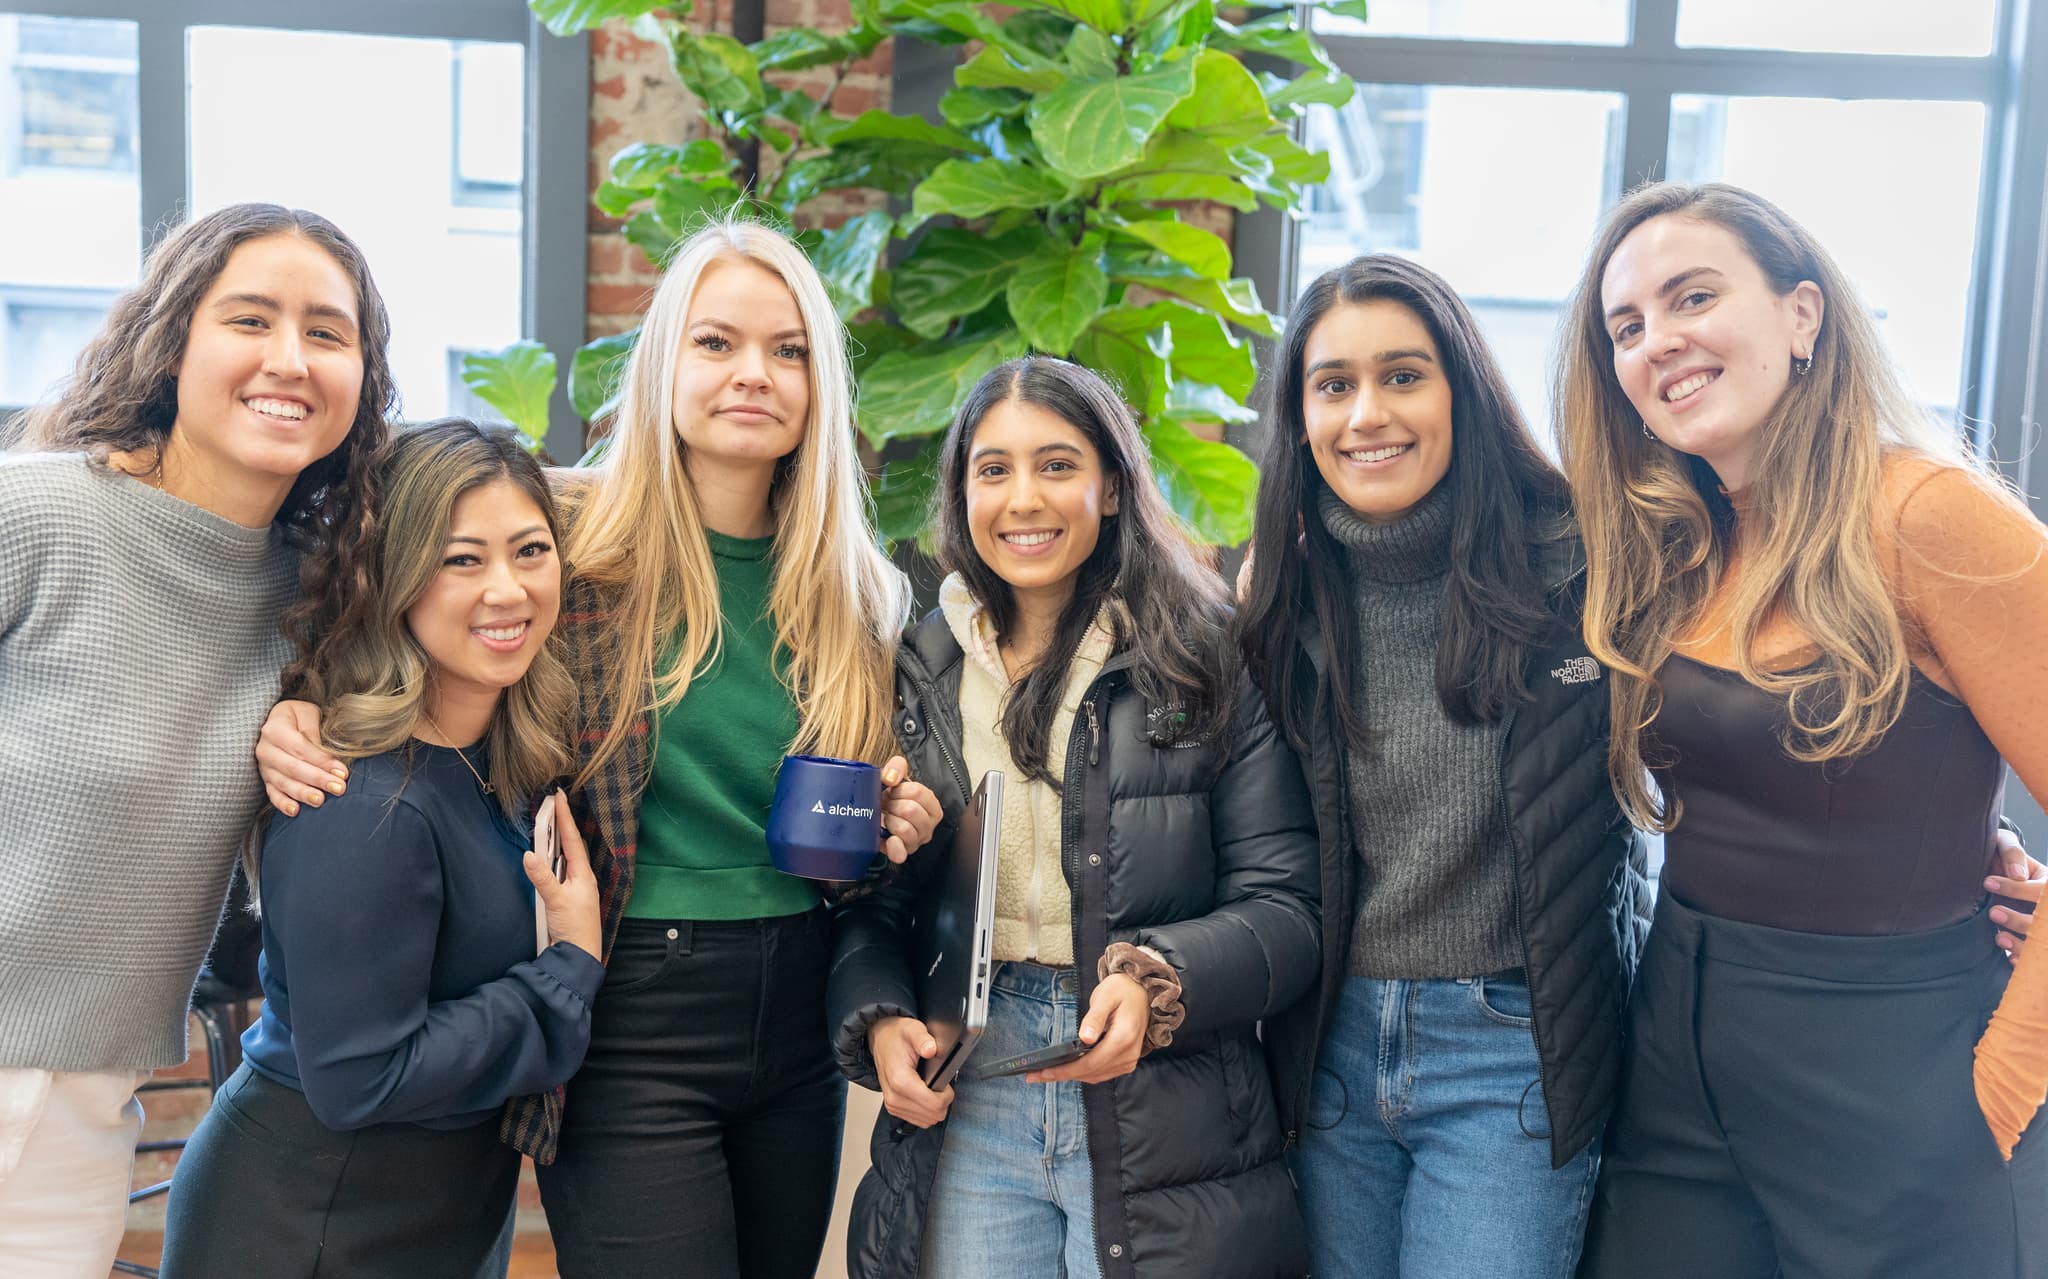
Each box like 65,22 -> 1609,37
159,1063 -> 518,1278
537,909 -> 846,1279
1581,893 -> 2048,1279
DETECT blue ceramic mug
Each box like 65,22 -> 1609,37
766,754 -> 884,881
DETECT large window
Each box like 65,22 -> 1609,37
1281,0 -> 2048,462
0,1 -> 588,453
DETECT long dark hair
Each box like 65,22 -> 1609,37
1238,254 -> 1568,754
935,357 -> 1233,783
13,202 -> 396,549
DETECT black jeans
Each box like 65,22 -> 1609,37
537,909 -> 846,1279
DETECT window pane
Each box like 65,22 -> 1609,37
0,15 -> 140,404
1294,86 -> 1625,441
188,27 -> 526,422
1667,95 -> 1986,415
1676,0 -> 1995,57
1315,0 -> 1628,46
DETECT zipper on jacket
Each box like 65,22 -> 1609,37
1058,680 -> 1110,1274
1493,703 -> 1562,1157
911,674 -> 973,806
1086,701 -> 1100,767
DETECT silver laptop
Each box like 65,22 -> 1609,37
914,770 -> 1003,1090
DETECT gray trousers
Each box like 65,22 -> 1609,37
1582,892 -> 2048,1278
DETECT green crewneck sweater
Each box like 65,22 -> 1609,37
627,530 -> 818,921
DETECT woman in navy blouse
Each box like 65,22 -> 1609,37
161,420 -> 601,1277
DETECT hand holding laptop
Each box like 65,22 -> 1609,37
869,1016 -> 955,1128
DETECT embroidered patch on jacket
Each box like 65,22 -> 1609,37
1549,655 -> 1602,686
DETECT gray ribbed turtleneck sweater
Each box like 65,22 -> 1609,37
1318,481 -> 1520,978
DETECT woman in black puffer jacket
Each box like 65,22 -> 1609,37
827,357 -> 1321,1279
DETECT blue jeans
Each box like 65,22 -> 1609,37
1291,972 -> 1599,1279
920,962 -> 1100,1279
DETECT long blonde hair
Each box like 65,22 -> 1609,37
1555,182 -> 1977,829
567,219 -> 907,788
288,420 -> 575,815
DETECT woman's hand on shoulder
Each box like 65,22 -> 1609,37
257,700 -> 345,817
1030,972 -> 1148,1085
879,756 -> 943,865
526,790 -> 602,960
868,1015 -> 954,1127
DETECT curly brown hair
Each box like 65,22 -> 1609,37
11,202 -> 396,550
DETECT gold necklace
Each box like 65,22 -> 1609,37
422,711 -> 494,794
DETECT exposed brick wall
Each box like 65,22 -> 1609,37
585,3 -> 895,342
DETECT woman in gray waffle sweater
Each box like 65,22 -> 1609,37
0,203 -> 392,1277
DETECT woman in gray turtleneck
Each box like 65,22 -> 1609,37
1239,254 -> 1652,1278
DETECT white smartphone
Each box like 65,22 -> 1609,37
532,791 -> 562,954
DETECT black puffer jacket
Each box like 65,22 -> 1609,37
828,611 -> 1322,1279
1263,536 -> 1654,1169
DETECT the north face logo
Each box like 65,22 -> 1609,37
1550,656 -> 1601,685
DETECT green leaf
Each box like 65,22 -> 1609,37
1211,13 -> 1338,72
608,142 -> 683,190
1143,420 -> 1257,545
847,321 -> 918,378
776,140 -> 949,204
593,181 -> 645,218
763,86 -> 823,131
529,0 -> 670,37
655,173 -> 743,233
1105,246 -> 1279,335
1064,26 -> 1119,80
1073,314 -> 1170,418
1316,0 -> 1371,19
623,210 -> 682,267
871,449 -> 940,544
1020,0 -> 1125,33
668,31 -> 764,116
1161,50 -> 1272,143
1028,58 -> 1197,180
880,0 -> 1009,46
1005,232 -> 1108,354
1268,65 -> 1353,113
939,86 -> 1026,129
1104,214 -> 1231,279
811,110 -> 982,153
890,225 -> 1046,338
461,341 -> 558,445
812,210 -> 895,320
1102,171 -> 1257,211
569,329 -> 638,423
1237,132 -> 1332,205
858,331 -> 1026,445
1164,377 -> 1260,427
999,9 -> 1080,58
750,28 -> 849,71
956,45 -> 1065,93
910,158 -> 1070,222
1086,301 -> 1253,401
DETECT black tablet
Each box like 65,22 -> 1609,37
913,770 -> 1003,1090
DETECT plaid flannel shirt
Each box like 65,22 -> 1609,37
500,573 -> 647,1163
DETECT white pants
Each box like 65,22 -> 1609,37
0,1067 -> 149,1279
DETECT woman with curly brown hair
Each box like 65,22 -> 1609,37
0,202 -> 392,1278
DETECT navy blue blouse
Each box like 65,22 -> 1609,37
240,742 -> 603,1131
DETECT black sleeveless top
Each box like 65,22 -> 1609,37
1649,653 -> 2003,934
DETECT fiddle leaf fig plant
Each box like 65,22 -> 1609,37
463,0 -> 1365,544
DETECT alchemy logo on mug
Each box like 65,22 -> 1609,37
810,799 -> 877,819
768,754 -> 885,881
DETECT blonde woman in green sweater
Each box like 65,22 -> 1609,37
256,219 -> 942,1279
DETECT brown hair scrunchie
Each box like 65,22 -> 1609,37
1098,942 -> 1186,1054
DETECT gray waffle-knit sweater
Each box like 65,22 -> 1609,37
1318,481 -> 1520,978
0,452 -> 297,1072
